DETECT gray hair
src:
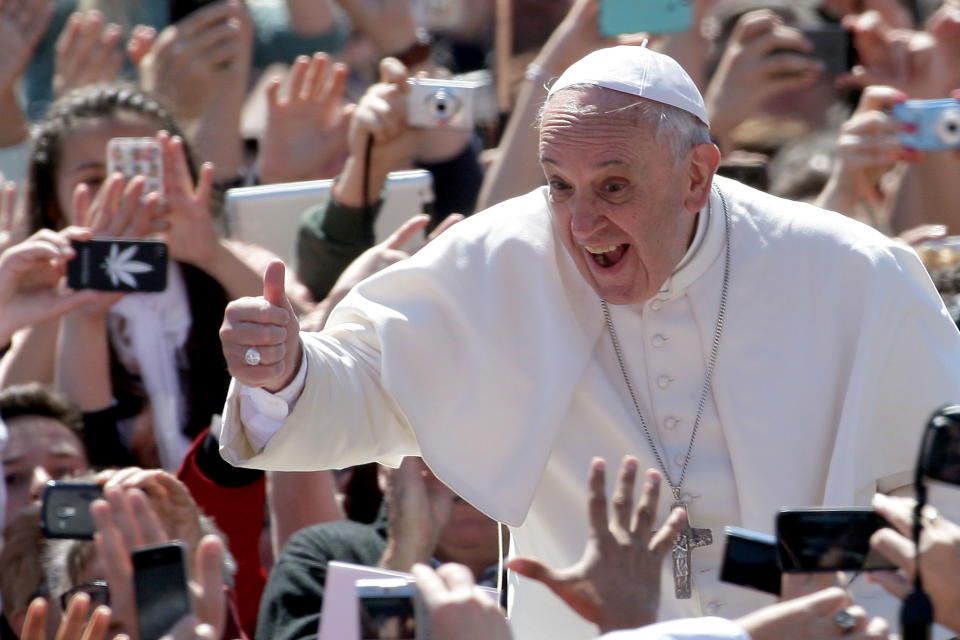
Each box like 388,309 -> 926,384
538,84 -> 712,162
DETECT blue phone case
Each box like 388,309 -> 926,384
598,0 -> 692,36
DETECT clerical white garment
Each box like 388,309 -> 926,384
600,618 -> 749,640
220,176 -> 960,639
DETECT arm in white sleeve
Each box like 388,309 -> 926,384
599,618 -> 751,640
237,342 -> 309,452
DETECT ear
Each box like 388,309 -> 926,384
683,143 -> 721,213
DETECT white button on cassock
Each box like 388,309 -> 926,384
705,601 -> 724,615
657,375 -> 671,389
674,455 -> 685,466
651,299 -> 664,311
652,334 -> 667,347
664,416 -> 679,429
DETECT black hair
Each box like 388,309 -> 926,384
26,83 -> 193,233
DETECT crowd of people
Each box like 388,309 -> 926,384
1,0 -> 960,638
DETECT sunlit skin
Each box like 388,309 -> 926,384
539,87 -> 720,305
55,112 -> 160,222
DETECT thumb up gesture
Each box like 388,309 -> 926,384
220,260 -> 302,392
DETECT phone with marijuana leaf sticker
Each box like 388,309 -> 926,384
67,238 -> 168,292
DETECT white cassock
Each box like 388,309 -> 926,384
220,176 -> 960,639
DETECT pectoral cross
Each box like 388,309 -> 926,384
669,494 -> 712,599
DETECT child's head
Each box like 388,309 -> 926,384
27,84 -> 190,233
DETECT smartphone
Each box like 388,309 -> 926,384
802,26 -> 855,76
720,526 -> 782,596
133,542 -> 193,640
356,578 -> 430,640
776,508 -> 896,572
40,482 -> 103,539
918,405 -> 960,486
598,0 -> 693,36
106,137 -> 164,199
67,238 -> 168,292
170,0 -> 219,23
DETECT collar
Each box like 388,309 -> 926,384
658,182 -> 726,296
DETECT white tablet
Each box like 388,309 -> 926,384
224,169 -> 435,266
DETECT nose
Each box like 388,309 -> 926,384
29,466 -> 52,504
569,193 -> 607,240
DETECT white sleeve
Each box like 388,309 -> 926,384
598,618 -> 751,640
236,348 -> 308,453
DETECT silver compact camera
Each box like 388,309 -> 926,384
405,77 -> 494,130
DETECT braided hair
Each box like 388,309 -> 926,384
27,84 -> 194,233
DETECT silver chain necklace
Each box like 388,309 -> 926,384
600,185 -> 731,599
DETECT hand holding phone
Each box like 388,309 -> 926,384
41,482 -> 104,539
776,508 -> 896,572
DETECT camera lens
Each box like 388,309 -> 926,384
428,89 -> 460,123
936,108 -> 960,147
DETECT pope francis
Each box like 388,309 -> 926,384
217,46 -> 960,639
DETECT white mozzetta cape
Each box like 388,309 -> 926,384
221,177 -> 960,637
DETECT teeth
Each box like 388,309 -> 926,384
586,245 -> 618,254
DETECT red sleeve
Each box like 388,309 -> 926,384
178,429 -> 266,639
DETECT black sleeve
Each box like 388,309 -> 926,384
295,197 -> 384,301
417,136 -> 484,225
81,405 -> 137,469
255,521 -> 387,640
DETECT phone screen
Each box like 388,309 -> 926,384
133,542 -> 192,640
67,238 -> 168,292
776,509 -> 895,572
41,482 -> 103,539
720,526 -> 781,595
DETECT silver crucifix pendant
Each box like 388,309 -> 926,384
670,501 -> 712,599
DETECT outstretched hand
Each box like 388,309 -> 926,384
508,457 -> 685,634
220,259 -> 302,392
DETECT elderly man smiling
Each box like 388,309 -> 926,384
217,46 -> 960,639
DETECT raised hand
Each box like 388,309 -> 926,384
868,492 -> 960,634
20,593 -> 113,640
135,0 -> 253,122
508,457 -> 685,634
259,52 -> 353,184
53,11 -> 125,98
816,85 -> 920,223
0,0 -> 54,98
379,458 -> 456,572
412,563 -> 513,640
704,11 -> 822,153
0,227 -> 106,343
220,260 -> 302,392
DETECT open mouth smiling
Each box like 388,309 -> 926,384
585,244 -> 628,268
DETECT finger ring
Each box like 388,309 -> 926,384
244,347 -> 262,366
922,504 -> 940,524
832,609 -> 857,634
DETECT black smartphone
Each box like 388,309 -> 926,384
170,0 -> 219,23
356,578 -> 429,640
802,25 -> 855,76
67,238 -> 168,292
720,526 -> 782,596
918,405 -> 960,486
133,542 -> 192,640
40,482 -> 103,539
776,508 -> 896,572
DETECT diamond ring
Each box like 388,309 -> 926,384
832,609 -> 857,634
244,347 -> 262,366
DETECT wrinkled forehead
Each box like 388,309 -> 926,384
538,87 -> 657,151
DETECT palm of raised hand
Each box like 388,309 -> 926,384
0,0 -> 53,95
260,53 -> 352,184
508,459 -> 686,634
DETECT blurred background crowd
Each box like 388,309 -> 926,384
1,0 -> 960,637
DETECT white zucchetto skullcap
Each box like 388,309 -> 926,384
547,45 -> 710,128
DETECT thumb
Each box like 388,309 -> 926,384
263,259 -> 289,309
507,557 -> 564,591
